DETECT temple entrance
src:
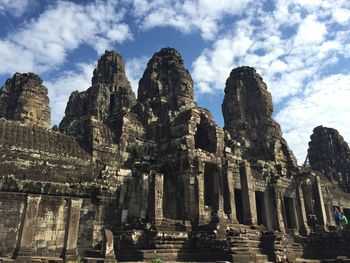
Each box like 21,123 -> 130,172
203,163 -> 220,214
283,197 -> 297,229
234,189 -> 244,224
255,191 -> 265,226
204,166 -> 214,207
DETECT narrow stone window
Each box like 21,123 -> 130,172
194,116 -> 217,153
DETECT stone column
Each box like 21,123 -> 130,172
63,199 -> 83,263
291,198 -> 300,233
148,171 -> 164,225
240,161 -> 257,225
226,163 -> 238,223
263,189 -> 273,229
15,195 -> 41,263
197,169 -> 206,224
212,165 -> 223,214
103,229 -> 116,263
296,184 -> 310,235
325,204 -> 335,226
274,189 -> 285,232
195,160 -> 206,224
314,176 -> 327,227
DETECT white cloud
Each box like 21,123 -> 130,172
125,56 -> 149,94
294,16 -> 327,45
46,63 -> 95,126
333,8 -> 350,24
0,0 -> 33,17
276,74 -> 350,163
0,0 -> 132,75
191,0 -> 350,163
125,0 -> 254,40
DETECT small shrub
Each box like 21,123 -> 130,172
151,258 -> 162,263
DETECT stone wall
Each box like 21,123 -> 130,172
0,191 -> 113,260
0,192 -> 25,257
33,196 -> 68,257
0,119 -> 95,183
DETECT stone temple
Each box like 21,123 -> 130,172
0,48 -> 350,263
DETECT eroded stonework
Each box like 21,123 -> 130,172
1,48 -> 350,263
308,126 -> 350,193
0,73 -> 50,128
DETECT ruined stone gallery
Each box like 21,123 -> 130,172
0,48 -> 350,263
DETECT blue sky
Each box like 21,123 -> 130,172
1,0 -> 350,164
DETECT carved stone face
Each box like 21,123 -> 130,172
138,48 -> 195,116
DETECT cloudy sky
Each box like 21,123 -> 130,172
0,0 -> 350,164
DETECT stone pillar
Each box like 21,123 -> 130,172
63,199 -> 83,263
103,229 -> 116,263
314,176 -> 327,227
296,184 -> 310,235
240,161 -> 257,225
196,160 -> 206,224
226,163 -> 238,223
197,167 -> 206,224
15,195 -> 41,263
325,204 -> 335,226
212,165 -> 223,214
263,189 -> 273,229
274,189 -> 285,232
291,198 -> 300,233
148,171 -> 164,225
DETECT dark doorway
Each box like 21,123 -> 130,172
203,163 -> 221,214
283,197 -> 296,229
234,189 -> 244,224
194,116 -> 217,153
204,166 -> 214,207
255,191 -> 265,226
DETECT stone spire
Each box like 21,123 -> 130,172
60,50 -> 136,129
92,50 -> 136,113
137,48 -> 195,119
0,72 -> 51,128
222,66 -> 297,168
308,126 -> 350,191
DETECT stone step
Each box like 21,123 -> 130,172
154,243 -> 188,249
82,257 -> 106,263
246,234 -> 260,240
31,257 -> 63,263
85,249 -> 103,257
118,250 -> 229,262
154,240 -> 188,244
229,247 -> 250,253
256,253 -> 269,262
